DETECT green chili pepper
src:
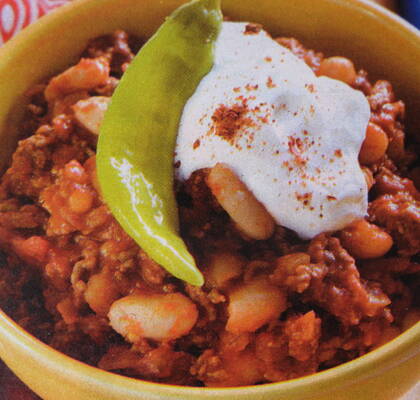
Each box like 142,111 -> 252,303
97,0 -> 222,286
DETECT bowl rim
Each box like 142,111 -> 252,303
0,0 -> 419,396
1,0 -> 420,60
1,307 -> 419,396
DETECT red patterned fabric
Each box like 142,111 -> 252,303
0,0 -> 70,44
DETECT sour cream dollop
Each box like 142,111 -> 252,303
175,22 -> 370,239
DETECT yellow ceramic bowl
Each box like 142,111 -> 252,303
0,0 -> 419,399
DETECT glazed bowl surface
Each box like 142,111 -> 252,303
0,0 -> 419,399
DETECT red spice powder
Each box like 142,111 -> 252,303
266,77 -> 277,88
305,83 -> 315,93
288,136 -> 305,155
296,192 -> 313,207
211,102 -> 254,145
245,83 -> 259,91
244,23 -> 262,35
193,139 -> 201,150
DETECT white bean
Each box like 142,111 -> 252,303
206,163 -> 275,240
108,292 -> 198,342
205,251 -> 244,289
45,57 -> 110,102
73,96 -> 110,135
84,270 -> 119,316
226,278 -> 286,334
